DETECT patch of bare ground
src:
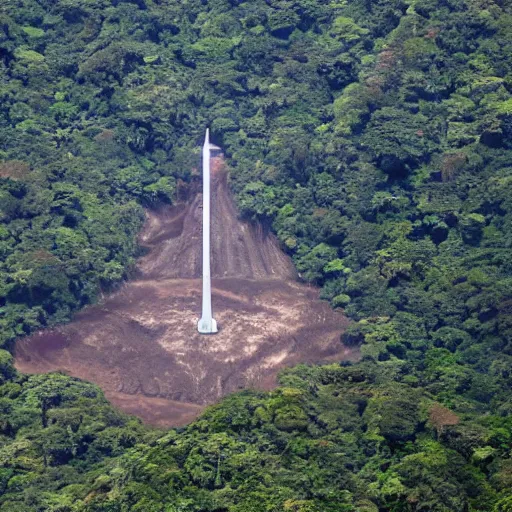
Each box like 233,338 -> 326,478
14,157 -> 356,427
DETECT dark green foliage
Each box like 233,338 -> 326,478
0,0 -> 512,510
361,107 -> 435,177
2,360 -> 510,511
0,356 -> 150,510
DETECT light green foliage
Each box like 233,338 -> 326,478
403,37 -> 438,69
333,83 -> 371,135
49,101 -> 79,120
495,99 -> 512,116
324,258 -> 349,275
143,55 -> 160,64
296,243 -> 338,282
332,293 -> 350,307
238,181 -> 279,219
330,16 -> 369,43
22,27 -> 45,38
14,48 -> 45,63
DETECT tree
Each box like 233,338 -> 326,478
361,107 -> 435,177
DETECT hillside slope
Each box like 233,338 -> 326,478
0,0 -> 512,510
15,159 -> 353,427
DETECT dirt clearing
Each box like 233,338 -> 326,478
14,158 -> 355,427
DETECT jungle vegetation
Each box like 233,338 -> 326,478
1,0 -> 512,510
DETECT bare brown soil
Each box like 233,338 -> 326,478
14,158 -> 355,428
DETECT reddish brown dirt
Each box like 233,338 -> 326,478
14,158 -> 356,428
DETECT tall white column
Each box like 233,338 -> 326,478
198,129 -> 218,334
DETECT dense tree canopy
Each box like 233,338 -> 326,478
0,0 -> 512,510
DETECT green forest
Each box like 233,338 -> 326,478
1,0 -> 512,509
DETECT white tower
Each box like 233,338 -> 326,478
198,129 -> 218,334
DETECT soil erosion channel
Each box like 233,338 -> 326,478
15,158 -> 355,427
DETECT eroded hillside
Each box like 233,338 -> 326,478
15,159 -> 354,426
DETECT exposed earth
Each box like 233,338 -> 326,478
14,158 -> 355,427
